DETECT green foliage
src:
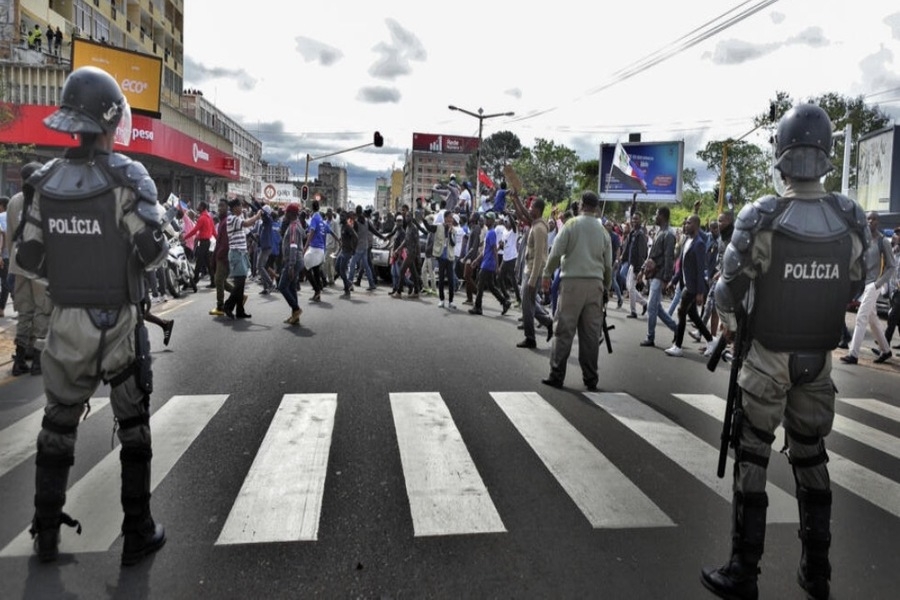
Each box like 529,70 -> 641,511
755,91 -> 891,192
697,139 -> 769,206
464,130 -> 523,185
510,138 -> 579,205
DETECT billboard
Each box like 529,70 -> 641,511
856,126 -> 896,213
599,141 -> 684,203
71,38 -> 162,117
412,132 -> 479,154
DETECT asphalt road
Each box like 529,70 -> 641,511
1,280 -> 898,599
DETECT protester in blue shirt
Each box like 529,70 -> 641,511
468,212 -> 512,316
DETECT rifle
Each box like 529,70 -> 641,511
706,319 -> 747,478
601,297 -> 614,354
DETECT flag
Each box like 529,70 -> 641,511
611,143 -> 647,193
179,199 -> 190,211
478,169 -> 494,189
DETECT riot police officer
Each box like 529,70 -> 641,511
16,66 -> 168,565
701,104 -> 867,600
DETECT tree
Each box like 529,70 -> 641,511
757,91 -> 891,192
464,130 -> 523,186
574,158 -> 600,195
510,138 -> 580,204
697,140 -> 768,208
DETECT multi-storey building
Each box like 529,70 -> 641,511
262,161 -> 291,184
314,161 -> 347,209
401,132 -> 477,206
0,0 -> 260,206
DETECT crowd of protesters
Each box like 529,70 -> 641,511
130,178 -> 900,371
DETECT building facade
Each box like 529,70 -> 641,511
0,0 -> 262,207
401,132 -> 477,205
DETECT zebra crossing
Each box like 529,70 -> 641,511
1,388 -> 898,559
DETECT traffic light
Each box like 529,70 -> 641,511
373,131 -> 383,148
300,185 -> 309,202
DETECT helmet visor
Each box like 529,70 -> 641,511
113,100 -> 132,147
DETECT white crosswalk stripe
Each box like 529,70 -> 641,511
0,398 -> 110,479
492,391 -> 674,529
216,393 -> 337,545
1,389 -> 897,560
674,393 -> 900,519
0,395 -> 227,558
587,392 -> 797,523
838,397 -> 900,424
391,392 -> 506,537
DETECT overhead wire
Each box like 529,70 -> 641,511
508,0 -> 782,125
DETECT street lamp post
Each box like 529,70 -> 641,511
448,105 -> 514,208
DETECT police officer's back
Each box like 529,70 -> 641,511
701,104 -> 866,600
17,66 -> 169,565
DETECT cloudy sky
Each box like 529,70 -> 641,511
182,0 -> 900,205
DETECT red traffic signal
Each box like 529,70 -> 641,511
300,185 -> 309,202
373,131 -> 383,148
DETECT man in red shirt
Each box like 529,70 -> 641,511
181,200 -> 215,288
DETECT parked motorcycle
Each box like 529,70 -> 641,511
165,235 -> 196,298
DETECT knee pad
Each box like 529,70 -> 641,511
784,427 -> 829,469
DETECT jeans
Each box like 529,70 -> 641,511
349,249 -> 377,289
256,246 -> 274,290
667,283 -> 683,317
278,262 -> 300,311
336,251 -> 353,293
437,257 -> 455,302
646,277 -> 677,342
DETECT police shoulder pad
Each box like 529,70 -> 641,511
111,153 -> 158,206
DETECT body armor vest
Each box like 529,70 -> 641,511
753,196 -> 855,352
36,160 -> 131,308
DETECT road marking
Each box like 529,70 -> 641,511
0,398 -> 110,479
390,392 -> 506,537
838,397 -> 900,424
492,391 -> 674,529
216,394 -> 337,545
0,395 -> 227,557
675,393 -> 900,519
589,393 -> 796,523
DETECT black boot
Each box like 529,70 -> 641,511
30,351 -> 42,376
701,491 -> 768,600
12,344 -> 29,376
30,453 -> 80,562
120,446 -> 166,566
797,487 -> 831,600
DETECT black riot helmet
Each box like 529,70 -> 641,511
44,66 -> 130,137
774,103 -> 834,180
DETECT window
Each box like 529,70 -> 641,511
94,13 -> 110,43
74,0 -> 92,37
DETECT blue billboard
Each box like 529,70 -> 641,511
599,141 -> 684,203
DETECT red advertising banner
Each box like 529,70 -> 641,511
0,105 -> 239,180
412,132 -> 479,154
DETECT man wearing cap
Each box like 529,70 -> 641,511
540,191 -> 612,389
469,211 -> 511,316
278,203 -> 304,324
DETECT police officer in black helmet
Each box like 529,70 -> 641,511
700,104 -> 867,599
17,66 -> 168,565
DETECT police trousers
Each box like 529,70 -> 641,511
39,305 -> 151,460
735,339 -> 835,495
13,274 -> 52,350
